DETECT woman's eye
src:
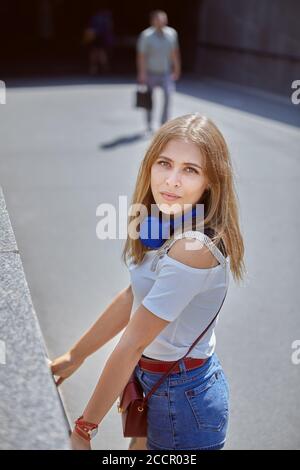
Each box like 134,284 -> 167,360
157,161 -> 198,174
185,167 -> 198,174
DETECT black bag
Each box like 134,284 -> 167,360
135,85 -> 152,110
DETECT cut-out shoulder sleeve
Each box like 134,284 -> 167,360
166,230 -> 227,267
142,257 -> 216,322
167,237 -> 220,269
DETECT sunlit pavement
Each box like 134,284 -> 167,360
0,75 -> 299,450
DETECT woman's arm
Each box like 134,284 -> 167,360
79,304 -> 170,425
70,285 -> 134,363
51,285 -> 134,387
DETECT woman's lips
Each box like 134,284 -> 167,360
160,192 -> 181,201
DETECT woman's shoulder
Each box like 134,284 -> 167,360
165,227 -> 227,271
167,237 -> 220,270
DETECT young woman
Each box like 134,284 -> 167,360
50,113 -> 245,450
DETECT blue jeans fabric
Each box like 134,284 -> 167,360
134,352 -> 230,450
145,71 -> 175,126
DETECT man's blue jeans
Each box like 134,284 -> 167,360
145,71 -> 176,127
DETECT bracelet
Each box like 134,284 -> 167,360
74,415 -> 98,441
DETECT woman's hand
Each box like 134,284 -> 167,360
70,429 -> 91,450
49,351 -> 84,386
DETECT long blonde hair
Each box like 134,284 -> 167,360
121,113 -> 246,284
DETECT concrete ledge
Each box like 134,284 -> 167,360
0,186 -> 71,450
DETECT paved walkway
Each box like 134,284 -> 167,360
0,75 -> 299,449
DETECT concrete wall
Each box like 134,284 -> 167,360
0,186 -> 71,450
195,0 -> 300,95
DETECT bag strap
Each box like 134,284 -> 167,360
142,287 -> 228,403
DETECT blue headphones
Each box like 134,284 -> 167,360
139,205 -> 202,249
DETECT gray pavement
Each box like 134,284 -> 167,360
0,75 -> 299,449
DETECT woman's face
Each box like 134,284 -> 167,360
150,138 -> 209,216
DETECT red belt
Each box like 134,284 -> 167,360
138,355 -> 208,374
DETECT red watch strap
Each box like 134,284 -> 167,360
74,415 -> 98,441
74,425 -> 91,441
75,415 -> 98,430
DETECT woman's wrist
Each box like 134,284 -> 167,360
74,415 -> 98,441
69,346 -> 86,365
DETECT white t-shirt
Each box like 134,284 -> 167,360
128,230 -> 230,361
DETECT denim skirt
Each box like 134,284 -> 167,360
134,352 -> 229,450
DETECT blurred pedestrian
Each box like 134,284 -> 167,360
136,10 -> 181,133
83,8 -> 114,75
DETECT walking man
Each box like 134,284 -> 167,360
136,10 -> 181,133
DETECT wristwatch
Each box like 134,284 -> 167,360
74,415 -> 98,441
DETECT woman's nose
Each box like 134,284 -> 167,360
166,170 -> 181,186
